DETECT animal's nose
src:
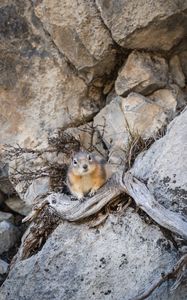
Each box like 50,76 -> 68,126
83,164 -> 88,170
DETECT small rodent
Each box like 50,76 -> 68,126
67,151 -> 108,200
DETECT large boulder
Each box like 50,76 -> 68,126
1,210 -> 186,300
96,0 -> 187,51
0,0 -> 107,150
132,108 -> 187,217
33,0 -> 116,81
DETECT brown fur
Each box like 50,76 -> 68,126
67,151 -> 107,200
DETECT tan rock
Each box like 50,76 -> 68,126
149,88 -> 177,117
121,93 -> 167,139
178,51 -> 187,80
94,92 -> 169,164
34,0 -> 116,81
115,51 -> 168,96
96,0 -> 187,51
169,55 -> 185,88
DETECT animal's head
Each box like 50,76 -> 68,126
71,151 -> 96,176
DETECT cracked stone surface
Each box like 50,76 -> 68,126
96,0 -> 187,51
132,108 -> 187,218
1,210 -> 187,300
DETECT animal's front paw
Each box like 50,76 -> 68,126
70,195 -> 78,201
89,188 -> 97,197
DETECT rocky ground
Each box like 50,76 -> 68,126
0,0 -> 187,299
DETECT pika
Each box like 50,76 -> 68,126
67,151 -> 108,200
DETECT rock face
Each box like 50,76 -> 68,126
0,0 -> 105,150
115,51 -> 168,96
0,211 -> 186,300
0,0 -> 187,298
96,0 -> 187,50
33,0 -> 116,81
132,109 -> 187,217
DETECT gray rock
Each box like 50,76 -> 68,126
0,191 -> 5,206
0,211 -> 186,300
0,221 -> 20,255
0,211 -> 14,223
115,51 -> 168,96
5,196 -> 31,217
96,0 -> 187,51
23,177 -> 50,207
132,108 -> 187,218
0,260 -> 9,275
0,163 -> 15,196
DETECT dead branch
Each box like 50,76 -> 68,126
122,172 -> 187,240
23,170 -> 187,240
130,253 -> 187,300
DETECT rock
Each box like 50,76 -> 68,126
0,211 -> 186,300
96,0 -> 187,51
0,191 -> 5,206
149,88 -> 177,118
169,55 -> 185,88
0,1 -> 103,150
0,260 -> 9,276
0,211 -> 14,223
0,221 -> 20,255
94,92 -> 174,164
0,163 -> 15,196
94,96 -> 129,164
121,93 -> 168,138
178,51 -> 187,80
23,177 -> 50,207
5,196 -> 31,217
33,0 -> 116,81
115,51 -> 168,96
132,108 -> 187,217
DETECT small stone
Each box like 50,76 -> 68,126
0,211 -> 14,223
115,51 -> 168,96
0,259 -> 9,275
0,221 -> 20,255
121,93 -> 167,139
178,51 -> 187,80
169,55 -> 185,88
5,196 -> 31,217
149,88 -> 177,118
0,191 -> 5,206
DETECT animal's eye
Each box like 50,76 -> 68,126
73,159 -> 77,165
88,155 -> 92,161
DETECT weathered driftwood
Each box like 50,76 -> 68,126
24,170 -> 187,240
